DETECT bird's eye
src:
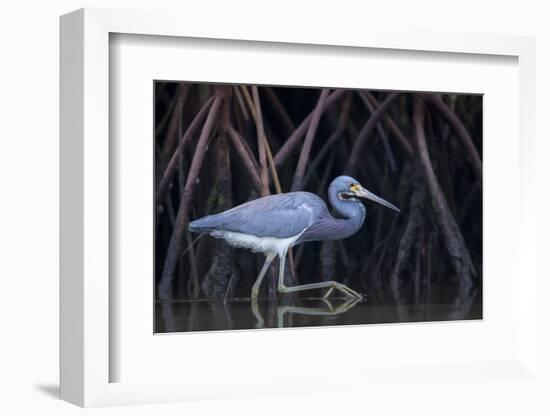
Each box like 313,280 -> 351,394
349,183 -> 361,192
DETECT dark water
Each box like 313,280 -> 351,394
155,295 -> 481,333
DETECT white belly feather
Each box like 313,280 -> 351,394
210,229 -> 304,257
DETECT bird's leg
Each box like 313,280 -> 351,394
251,253 -> 276,300
250,297 -> 264,328
322,287 -> 334,299
277,254 -> 362,299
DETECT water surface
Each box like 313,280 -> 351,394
155,295 -> 481,333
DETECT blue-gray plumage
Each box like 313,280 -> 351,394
189,175 -> 399,300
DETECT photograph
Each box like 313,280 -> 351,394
154,82 -> 482,332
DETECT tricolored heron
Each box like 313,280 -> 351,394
189,175 -> 400,300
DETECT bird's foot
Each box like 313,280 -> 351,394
322,283 -> 363,300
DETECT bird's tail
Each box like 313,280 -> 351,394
188,219 -> 201,233
188,215 -> 217,233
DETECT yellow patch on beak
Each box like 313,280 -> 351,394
350,183 -> 362,193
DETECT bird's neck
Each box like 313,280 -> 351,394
328,190 -> 366,240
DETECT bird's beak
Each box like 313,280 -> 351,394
355,187 -> 400,212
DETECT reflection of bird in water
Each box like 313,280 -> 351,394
189,175 -> 400,300
251,297 -> 363,329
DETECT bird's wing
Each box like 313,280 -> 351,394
192,192 -> 325,238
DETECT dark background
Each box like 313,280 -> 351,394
154,82 -> 482,330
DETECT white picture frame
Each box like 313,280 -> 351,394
60,7 -> 538,407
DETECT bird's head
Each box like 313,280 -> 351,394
330,175 -> 400,212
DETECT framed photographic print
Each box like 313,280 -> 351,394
60,7 -> 539,408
